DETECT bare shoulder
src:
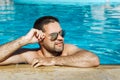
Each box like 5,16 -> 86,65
64,44 -> 82,50
64,44 -> 98,57
64,44 -> 83,55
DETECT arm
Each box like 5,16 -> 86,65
0,53 -> 26,65
0,49 -> 40,66
53,50 -> 99,67
0,28 -> 45,62
0,37 -> 27,62
32,44 -> 99,68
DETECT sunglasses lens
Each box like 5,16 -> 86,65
50,33 -> 58,41
50,30 -> 65,41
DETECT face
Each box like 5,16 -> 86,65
41,22 -> 64,53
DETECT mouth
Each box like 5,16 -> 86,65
55,42 -> 63,47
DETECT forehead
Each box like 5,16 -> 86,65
44,22 -> 62,33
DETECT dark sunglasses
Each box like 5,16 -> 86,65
49,30 -> 65,41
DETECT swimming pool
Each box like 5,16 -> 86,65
0,1 -> 120,64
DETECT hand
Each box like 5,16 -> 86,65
31,58 -> 55,68
23,28 -> 45,44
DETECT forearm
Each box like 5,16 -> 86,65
0,54 -> 27,65
52,52 -> 99,67
0,36 -> 28,62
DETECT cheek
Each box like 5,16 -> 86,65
43,38 -> 50,43
43,40 -> 55,50
43,38 -> 54,46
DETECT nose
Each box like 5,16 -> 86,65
57,34 -> 64,40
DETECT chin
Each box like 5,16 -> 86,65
55,50 -> 63,56
54,43 -> 64,52
55,47 -> 63,53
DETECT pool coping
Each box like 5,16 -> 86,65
0,64 -> 120,80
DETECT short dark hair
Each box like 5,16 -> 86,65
33,16 -> 59,32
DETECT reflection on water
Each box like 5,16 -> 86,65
0,0 -> 15,44
0,0 -> 13,5
0,0 -> 14,21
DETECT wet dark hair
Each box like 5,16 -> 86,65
33,16 -> 59,32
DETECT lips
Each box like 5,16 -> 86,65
55,42 -> 63,46
57,43 -> 63,47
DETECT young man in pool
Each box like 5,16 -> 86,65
0,16 -> 99,67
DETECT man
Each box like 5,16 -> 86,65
0,16 -> 99,68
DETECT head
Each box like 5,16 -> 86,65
33,16 -> 65,56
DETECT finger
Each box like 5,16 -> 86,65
42,33 -> 45,39
32,59 -> 39,67
26,28 -> 36,37
39,31 -> 44,37
35,30 -> 43,38
34,62 -> 41,68
38,32 -> 45,41
35,32 -> 39,38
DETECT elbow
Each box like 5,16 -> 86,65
0,56 -> 8,63
0,58 -> 5,63
91,56 -> 100,67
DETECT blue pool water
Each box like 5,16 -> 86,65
0,2 -> 120,64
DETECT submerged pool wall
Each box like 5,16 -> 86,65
13,0 -> 120,4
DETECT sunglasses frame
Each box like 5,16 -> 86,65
49,30 -> 65,41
